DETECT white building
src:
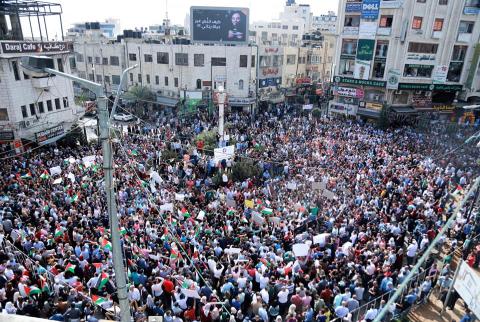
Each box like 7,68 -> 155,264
67,19 -> 120,39
312,11 -> 337,33
330,0 -> 480,119
72,33 -> 257,111
0,40 -> 79,148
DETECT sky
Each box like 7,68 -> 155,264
22,0 -> 339,40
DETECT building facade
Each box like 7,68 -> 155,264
312,11 -> 338,33
330,0 -> 480,118
67,19 -> 120,39
0,41 -> 79,147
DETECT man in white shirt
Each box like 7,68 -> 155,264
406,240 -> 418,265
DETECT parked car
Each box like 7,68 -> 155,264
113,113 -> 134,122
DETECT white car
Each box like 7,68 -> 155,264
113,113 -> 134,122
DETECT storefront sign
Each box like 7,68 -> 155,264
334,76 -> 386,88
354,60 -> 371,80
0,131 -> 14,141
228,97 -> 256,105
432,65 -> 448,84
359,21 -> 377,39
464,6 -> 480,15
261,67 -> 280,76
433,84 -> 463,91
406,53 -> 436,62
398,83 -> 435,91
259,77 -> 282,88
365,102 -> 383,110
356,39 -> 375,61
343,27 -> 359,35
1,41 -> 72,54
35,125 -> 64,144
432,104 -> 455,112
346,2 -> 362,12
335,86 -> 364,98
386,69 -> 401,90
296,77 -> 312,84
329,102 -> 358,115
380,0 -> 404,8
361,0 -> 381,19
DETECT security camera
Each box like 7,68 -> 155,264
20,56 -> 55,78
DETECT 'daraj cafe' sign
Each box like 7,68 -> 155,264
0,41 -> 72,54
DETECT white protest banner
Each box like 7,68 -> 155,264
303,104 -> 313,110
175,193 -> 185,201
197,210 -> 206,221
322,189 -> 336,200
312,182 -> 326,190
225,247 -> 242,255
50,166 -> 62,176
150,171 -> 163,184
53,178 -> 63,185
150,181 -> 157,193
160,203 -> 174,212
269,217 -> 281,225
67,172 -> 75,183
226,199 -> 237,208
287,182 -> 297,190
252,212 -> 265,225
214,145 -> 235,163
292,243 -> 310,257
313,233 -> 329,247
82,155 -> 96,167
181,288 -> 201,299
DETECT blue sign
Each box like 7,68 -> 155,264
346,2 -> 362,12
464,6 -> 480,15
361,0 -> 380,19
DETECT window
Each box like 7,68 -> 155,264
129,53 -> 137,61
110,56 -> 119,66
146,74 -> 150,84
165,77 -> 169,86
38,102 -> 45,113
144,54 -> 153,63
88,73 -> 94,81
447,62 -> 463,82
375,41 -> 389,58
63,97 -> 69,108
459,21 -> 474,34
403,64 -> 434,77
87,56 -> 93,63
175,53 -> 188,66
129,73 -> 133,82
138,74 -> 142,83
29,104 -> 35,116
393,91 -> 409,105
211,57 -> 226,66
157,52 -> 169,64
287,55 -> 296,65
104,76 -> 110,84
412,17 -> 423,29
57,58 -> 64,72
196,79 -> 202,89
0,109 -> 8,121
261,31 -> 268,41
341,39 -> 357,55
417,0 -> 426,2
11,61 -> 20,81
293,25 -> 299,30
282,25 -> 288,29
76,54 -> 84,63
55,98 -> 61,110
259,56 -> 272,67
238,79 -> 244,90
96,75 -> 102,82
112,75 -> 120,85
194,54 -> 204,67
344,16 -> 360,27
465,0 -> 480,7
174,77 -> 179,87
102,57 -> 108,65
155,75 -> 159,85
439,0 -> 448,4
433,18 -> 444,31
240,55 -> 248,68
408,42 -> 438,53
339,58 -> 355,75
251,55 -> 256,67
452,45 -> 468,61
95,57 -> 100,64
379,16 -> 393,28
21,105 -> 28,118
46,100 -> 53,112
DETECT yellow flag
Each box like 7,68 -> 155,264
245,199 -> 254,209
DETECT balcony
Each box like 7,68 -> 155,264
377,27 -> 392,36
457,33 -> 472,43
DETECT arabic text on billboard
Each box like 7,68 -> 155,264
361,0 -> 381,19
35,125 -> 64,144
191,7 -> 249,43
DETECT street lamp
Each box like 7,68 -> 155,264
20,55 -> 135,322
217,85 -> 226,146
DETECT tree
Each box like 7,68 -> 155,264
194,130 -> 218,153
123,86 -> 155,115
231,160 -> 262,182
312,108 -> 322,119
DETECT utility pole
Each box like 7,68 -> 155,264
20,56 -> 135,322
217,85 -> 226,146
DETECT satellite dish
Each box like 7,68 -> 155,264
20,56 -> 55,78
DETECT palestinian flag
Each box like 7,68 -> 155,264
20,171 -> 32,179
181,207 -> 190,218
170,249 -> 180,260
131,149 -> 138,156
65,263 -> 76,274
102,239 -> 112,251
99,227 -> 105,235
25,285 -> 42,297
120,227 -> 127,235
97,272 -> 109,290
92,295 -> 107,305
40,170 -> 50,180
40,276 -> 50,293
92,164 -> 99,172
261,208 -> 273,215
92,263 -> 103,270
227,209 -> 236,216
70,194 -> 79,203
54,227 -> 63,238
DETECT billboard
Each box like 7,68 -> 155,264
361,0 -> 381,19
1,41 -> 72,54
191,7 -> 249,44
454,261 -> 480,318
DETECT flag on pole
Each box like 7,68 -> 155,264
25,285 -> 42,297
97,272 -> 109,290
120,227 -> 127,235
261,208 -> 273,215
20,171 -> 32,180
92,263 -> 103,271
92,294 -> 107,305
180,207 -> 191,218
65,263 -> 76,274
102,239 -> 112,251
54,227 -> 63,238
40,276 -> 50,293
40,170 -> 50,180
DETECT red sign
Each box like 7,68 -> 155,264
262,67 -> 279,76
264,47 -> 279,53
296,77 -> 312,84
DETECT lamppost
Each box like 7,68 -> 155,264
217,85 -> 226,146
20,56 -> 136,322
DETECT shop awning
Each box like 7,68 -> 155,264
391,106 -> 418,114
357,108 -> 381,118
156,96 -> 179,107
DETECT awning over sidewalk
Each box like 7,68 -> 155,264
156,96 -> 179,107
391,106 -> 418,114
357,108 -> 381,118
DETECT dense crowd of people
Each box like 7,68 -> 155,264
0,107 -> 479,322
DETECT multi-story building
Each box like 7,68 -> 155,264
67,19 -> 120,38
0,0 -> 79,150
312,11 -> 338,33
72,29 -> 257,112
330,0 -> 480,119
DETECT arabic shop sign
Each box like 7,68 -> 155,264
333,76 -> 386,88
0,41 -> 72,54
35,125 -> 64,144
356,39 -> 375,61
397,83 -> 463,91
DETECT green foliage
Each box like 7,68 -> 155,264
312,108 -> 322,119
161,149 -> 178,162
231,160 -> 262,182
124,85 -> 155,102
195,130 -> 218,152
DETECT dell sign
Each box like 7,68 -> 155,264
361,0 -> 380,19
